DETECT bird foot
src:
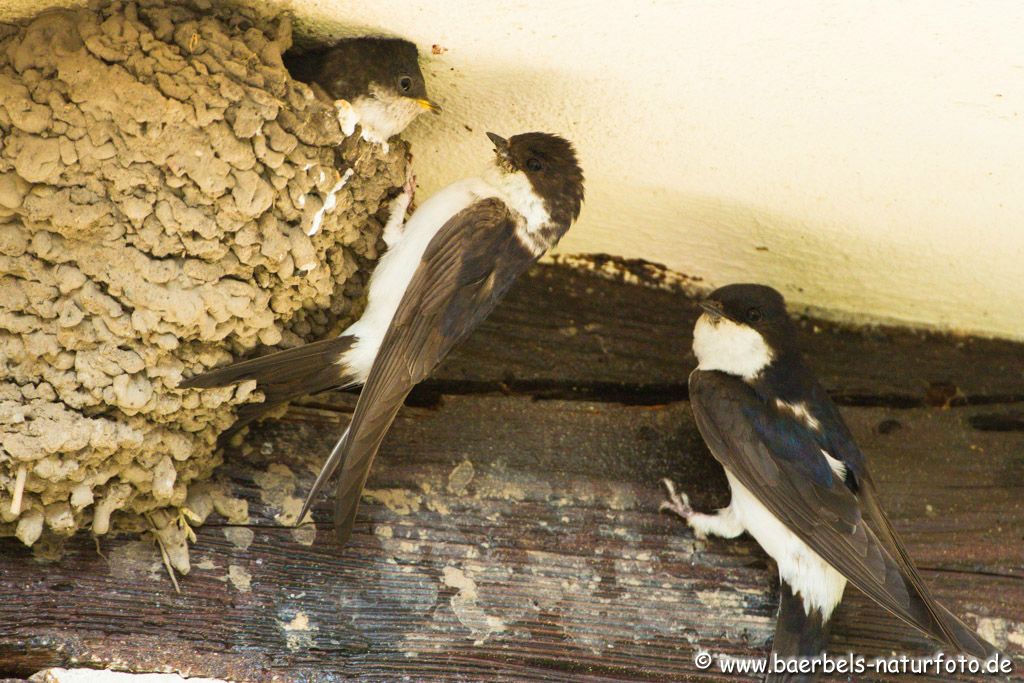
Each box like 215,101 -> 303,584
382,175 -> 415,250
403,167 -> 417,200
659,478 -> 694,520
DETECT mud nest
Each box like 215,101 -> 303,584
0,0 -> 410,567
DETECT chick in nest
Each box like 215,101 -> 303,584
285,37 -> 441,144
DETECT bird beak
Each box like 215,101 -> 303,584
487,132 -> 510,159
699,299 -> 726,320
416,98 -> 442,114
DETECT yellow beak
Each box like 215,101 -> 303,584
416,98 -> 442,114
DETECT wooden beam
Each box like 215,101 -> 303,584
2,263 -> 1022,681
434,263 -> 1024,404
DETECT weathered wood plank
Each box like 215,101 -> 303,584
2,391 -> 1022,681
3,264 -> 1022,681
434,263 -> 1024,404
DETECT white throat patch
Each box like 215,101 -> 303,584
480,164 -> 553,256
693,313 -> 774,380
347,86 -> 424,144
481,166 -> 551,233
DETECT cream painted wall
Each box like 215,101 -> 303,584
4,1 -> 1023,339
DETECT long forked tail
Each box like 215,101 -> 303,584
295,424 -> 350,526
857,486 -> 1002,660
180,335 -> 359,431
927,602 -> 1002,660
766,580 -> 831,683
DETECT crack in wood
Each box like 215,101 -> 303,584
282,380 -> 1024,415
917,568 -> 1024,583
969,412 -> 1024,432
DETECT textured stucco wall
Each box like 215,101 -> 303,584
5,1 -> 1023,339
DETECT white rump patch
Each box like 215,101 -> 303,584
693,313 -> 774,380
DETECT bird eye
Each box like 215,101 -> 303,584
398,76 -> 413,92
746,307 -> 763,323
526,157 -> 543,172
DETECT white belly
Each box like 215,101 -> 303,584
339,177 -> 497,379
725,470 -> 847,620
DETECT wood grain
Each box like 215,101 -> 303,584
1,263 -> 1022,682
434,263 -> 1024,404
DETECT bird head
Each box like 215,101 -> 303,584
693,284 -> 798,380
486,131 -> 585,229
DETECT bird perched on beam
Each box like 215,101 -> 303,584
182,131 -> 584,545
662,284 -> 1000,680
284,37 -> 441,143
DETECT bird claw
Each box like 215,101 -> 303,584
382,174 -> 415,250
403,168 -> 417,199
659,478 -> 693,520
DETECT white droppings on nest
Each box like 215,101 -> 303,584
9,464 -> 26,516
306,167 -> 355,237
381,184 -> 413,250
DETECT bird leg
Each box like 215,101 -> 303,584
381,168 -> 416,250
659,478 -> 743,540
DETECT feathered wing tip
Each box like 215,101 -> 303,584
333,465 -> 371,546
858,484 -> 1002,660
926,602 -> 1003,661
766,580 -> 831,683
180,335 -> 358,432
294,425 -> 350,527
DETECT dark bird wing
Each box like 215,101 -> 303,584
688,369 -> 999,658
180,335 -> 357,432
326,198 -> 540,544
